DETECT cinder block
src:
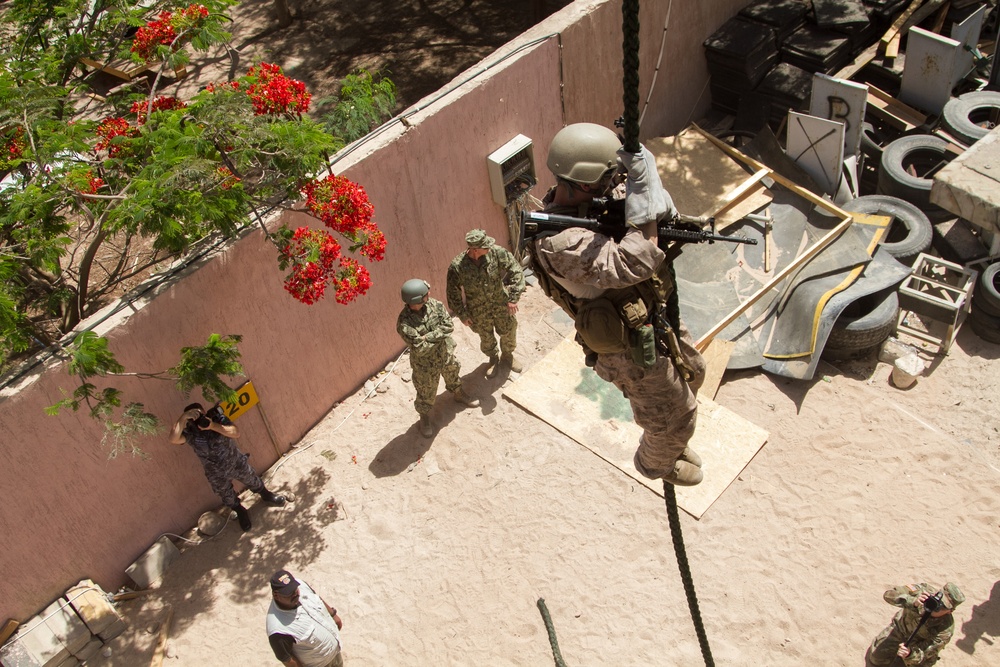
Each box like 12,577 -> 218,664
125,536 -> 180,589
96,616 -> 127,642
70,637 -> 102,662
65,580 -> 124,638
12,597 -> 91,666
0,636 -> 43,667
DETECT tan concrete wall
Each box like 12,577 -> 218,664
0,0 -> 744,622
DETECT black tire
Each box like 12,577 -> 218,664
974,261 -> 1000,316
941,91 -> 1000,146
968,307 -> 1000,344
877,135 -> 955,215
860,121 -> 885,161
824,289 -> 899,351
841,195 -> 933,265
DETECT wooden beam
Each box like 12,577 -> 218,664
710,168 -> 770,221
881,0 -> 926,53
867,85 -> 927,131
835,42 -> 880,80
0,619 -> 19,646
150,606 -> 173,667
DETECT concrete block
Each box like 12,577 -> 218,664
0,637 -> 43,667
54,656 -> 80,667
42,599 -> 91,655
65,580 -> 124,638
933,218 -> 988,264
71,638 -> 102,662
125,536 -> 180,589
10,597 -> 92,666
96,617 -> 127,642
878,336 -> 919,364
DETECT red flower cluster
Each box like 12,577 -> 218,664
94,117 -> 138,157
130,5 -> 209,61
280,227 -> 342,305
205,80 -> 241,94
130,96 -> 187,124
331,258 -> 372,305
281,175 -> 384,305
216,167 -> 241,190
2,127 -> 26,168
302,175 -> 374,235
245,63 -> 311,116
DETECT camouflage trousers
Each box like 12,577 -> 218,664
868,624 -> 940,666
594,324 -> 706,477
469,309 -> 517,359
201,448 -> 265,509
412,354 -> 462,416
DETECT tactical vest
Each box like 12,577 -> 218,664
528,231 -> 676,369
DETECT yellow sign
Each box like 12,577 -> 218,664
221,380 -> 259,421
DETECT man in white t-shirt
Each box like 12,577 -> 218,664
266,570 -> 343,667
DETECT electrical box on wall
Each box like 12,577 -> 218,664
486,134 -> 536,207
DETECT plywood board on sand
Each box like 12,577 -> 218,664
503,337 -> 768,518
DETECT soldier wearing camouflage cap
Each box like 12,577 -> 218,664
868,582 -> 964,666
397,279 -> 480,437
446,229 -> 525,378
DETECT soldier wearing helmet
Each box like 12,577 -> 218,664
868,582 -> 965,665
527,123 -> 706,487
397,279 -> 480,437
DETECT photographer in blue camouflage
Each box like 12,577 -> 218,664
868,582 -> 964,666
397,279 -> 480,437
446,229 -> 526,379
169,403 -> 286,532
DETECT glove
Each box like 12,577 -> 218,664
617,145 -> 677,228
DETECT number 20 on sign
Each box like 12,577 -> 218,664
221,380 -> 259,420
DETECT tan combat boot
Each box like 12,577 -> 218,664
678,446 -> 702,468
500,352 -> 522,373
418,415 -> 433,438
662,460 -> 703,487
485,355 -> 500,379
453,387 -> 481,408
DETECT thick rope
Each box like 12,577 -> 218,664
536,598 -> 569,667
621,0 -> 641,152
663,481 -> 714,666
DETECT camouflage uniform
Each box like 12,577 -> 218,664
446,231 -> 526,360
869,583 -> 964,666
183,411 -> 265,509
397,297 -> 463,415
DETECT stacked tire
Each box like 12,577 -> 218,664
941,91 -> 1000,146
821,288 -> 900,361
969,261 -> 1000,344
877,135 -> 955,223
841,195 -> 933,266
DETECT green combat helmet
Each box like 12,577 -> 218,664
546,122 -> 621,185
401,279 -> 430,305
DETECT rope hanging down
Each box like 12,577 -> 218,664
537,598 -> 569,667
663,481 -> 715,666
620,1 -> 714,664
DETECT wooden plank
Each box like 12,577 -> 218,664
835,41 -> 879,80
0,619 -> 18,646
867,85 -> 927,132
881,0 -> 927,52
699,338 -> 734,400
695,215 -> 854,351
150,606 -> 173,667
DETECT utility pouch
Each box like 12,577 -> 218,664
630,323 -> 658,368
575,298 -> 628,353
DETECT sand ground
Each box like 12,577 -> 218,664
89,280 -> 1000,667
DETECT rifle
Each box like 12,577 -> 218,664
520,198 -> 757,252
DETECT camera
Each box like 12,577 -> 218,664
923,592 -> 944,613
194,414 -> 212,429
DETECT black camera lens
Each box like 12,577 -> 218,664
195,415 -> 212,429
923,594 -> 942,612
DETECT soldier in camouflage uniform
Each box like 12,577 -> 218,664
169,403 -> 286,532
868,582 -> 964,666
397,279 -> 480,437
528,123 -> 705,487
446,229 -> 526,378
